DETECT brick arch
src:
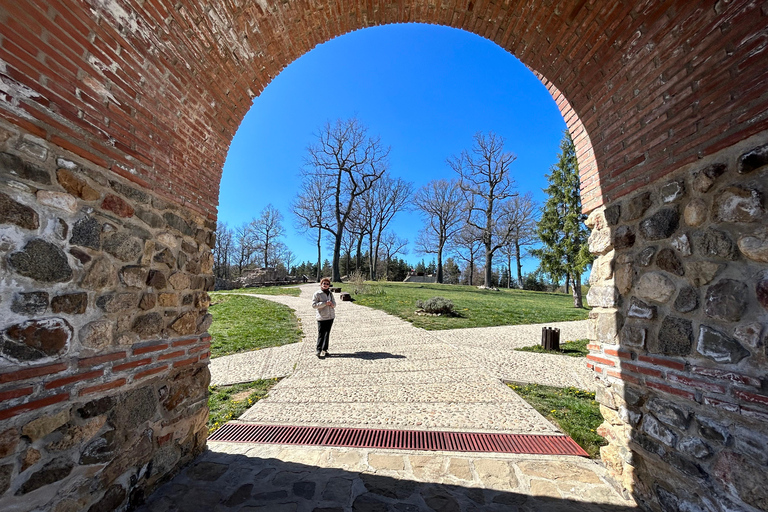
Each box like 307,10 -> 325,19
0,1 -> 766,511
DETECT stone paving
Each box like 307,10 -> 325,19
139,284 -> 637,511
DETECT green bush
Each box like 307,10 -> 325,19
416,296 -> 457,315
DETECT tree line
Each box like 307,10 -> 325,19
213,117 -> 592,306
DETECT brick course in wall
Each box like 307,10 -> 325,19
0,0 -> 766,511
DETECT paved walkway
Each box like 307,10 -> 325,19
139,284 -> 637,511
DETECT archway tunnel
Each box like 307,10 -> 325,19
0,1 -> 766,510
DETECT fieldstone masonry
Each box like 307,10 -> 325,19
586,134 -> 768,512
0,0 -> 766,510
0,126 -> 213,510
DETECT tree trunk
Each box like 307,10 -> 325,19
316,227 -> 322,282
564,273 -> 570,294
515,240 -> 523,288
355,235 -> 363,273
507,252 -> 512,288
484,245 -> 493,288
436,248 -> 444,284
572,272 -> 583,308
332,232 -> 343,282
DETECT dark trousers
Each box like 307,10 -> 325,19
316,319 -> 334,353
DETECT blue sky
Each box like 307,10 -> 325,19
218,23 -> 567,274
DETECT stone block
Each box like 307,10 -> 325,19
738,142 -> 768,173
0,191 -> 39,230
652,316 -> 692,356
51,292 -> 87,314
11,291 -> 49,315
683,198 -> 707,226
1,318 -> 72,361
655,248 -> 684,276
697,325 -> 750,364
704,279 -> 748,322
9,238 -> 73,283
713,186 -> 765,223
639,207 -> 679,240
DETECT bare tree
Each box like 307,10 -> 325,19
293,174 -> 330,282
449,132 -> 518,288
500,192 -> 539,288
360,174 -> 412,280
451,225 -> 483,286
233,222 -> 257,277
380,231 -> 408,281
302,118 -> 389,281
250,204 -> 285,268
213,221 -> 234,280
413,178 -> 464,284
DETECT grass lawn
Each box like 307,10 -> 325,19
217,285 -> 301,296
208,379 -> 279,433
516,338 -> 590,357
208,294 -> 302,358
351,282 -> 589,330
507,382 -> 606,458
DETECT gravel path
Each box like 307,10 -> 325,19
210,284 -> 595,435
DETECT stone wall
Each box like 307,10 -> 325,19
0,123 -> 213,510
585,132 -> 768,512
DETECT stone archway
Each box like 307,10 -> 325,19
0,1 -> 766,510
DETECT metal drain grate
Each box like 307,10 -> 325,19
209,423 -> 589,456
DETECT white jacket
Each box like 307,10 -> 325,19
312,289 -> 336,320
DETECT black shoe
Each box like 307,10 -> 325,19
316,352 -> 322,358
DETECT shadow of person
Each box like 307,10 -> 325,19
328,351 -> 406,360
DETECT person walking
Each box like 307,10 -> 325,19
312,277 -> 336,358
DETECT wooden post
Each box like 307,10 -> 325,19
541,327 -> 561,351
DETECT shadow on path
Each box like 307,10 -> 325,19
136,449 -> 639,512
325,351 -> 407,360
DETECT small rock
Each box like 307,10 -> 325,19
101,194 -> 135,218
692,162 -> 727,193
705,279 -> 748,322
674,286 -> 699,313
691,229 -> 737,259
119,266 -> 149,288
37,190 -> 78,213
0,152 -> 51,184
684,199 -> 708,226
79,320 -> 115,350
0,191 -> 39,230
21,408 -> 70,441
9,238 -> 73,283
713,187 -> 764,223
56,168 -> 100,201
604,204 -> 621,225
80,257 -> 117,290
627,297 -> 656,319
621,324 -> 646,348
639,208 -> 679,240
146,270 -> 167,289
132,313 -> 164,337
685,261 -> 723,287
638,246 -> 656,266
661,180 -> 685,203
738,143 -> 768,173
698,325 -> 750,364
653,316 -> 692,356
139,293 -> 157,310
103,232 -> 143,262
168,272 -> 190,290
170,312 -> 197,335
11,291 -> 49,315
733,322 -> 764,349
51,292 -> 88,314
655,248 -> 684,276
757,278 -> 768,311
586,285 -> 619,308
738,231 -> 768,263
70,217 -> 101,249
1,318 -> 72,361
635,272 -> 676,303
671,234 -> 691,256
623,191 -> 652,221
613,225 -> 635,249
15,458 -> 74,495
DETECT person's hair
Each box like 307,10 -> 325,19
319,277 -> 331,286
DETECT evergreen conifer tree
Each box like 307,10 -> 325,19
532,131 -> 593,307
